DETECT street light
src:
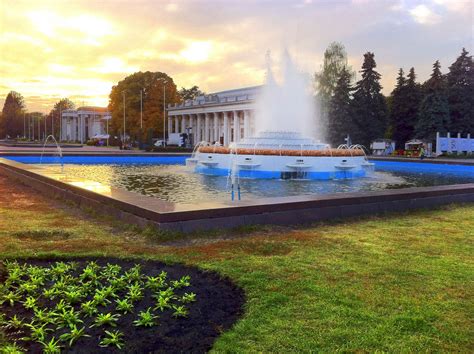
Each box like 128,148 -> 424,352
122,90 -> 126,143
160,79 -> 168,144
140,88 -> 143,130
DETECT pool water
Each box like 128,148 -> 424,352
37,160 -> 474,204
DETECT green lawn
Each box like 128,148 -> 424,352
0,175 -> 473,352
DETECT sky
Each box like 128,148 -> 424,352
0,0 -> 472,113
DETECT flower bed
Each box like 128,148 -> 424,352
0,258 -> 244,353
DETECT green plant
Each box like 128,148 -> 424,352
99,330 -> 124,349
2,291 -> 21,306
181,292 -> 196,303
22,296 -> 37,309
24,323 -> 52,342
154,296 -> 171,312
5,315 -> 23,330
115,298 -> 133,314
171,275 -> 191,289
127,283 -> 143,302
39,337 -> 62,354
59,325 -> 90,346
0,341 -> 25,354
124,264 -> 142,282
172,305 -> 188,318
33,308 -> 56,325
133,308 -> 158,327
80,300 -> 98,317
55,307 -> 83,329
92,291 -> 111,307
91,312 -> 120,328
146,272 -> 167,290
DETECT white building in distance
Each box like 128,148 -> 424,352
61,106 -> 111,142
167,86 -> 260,146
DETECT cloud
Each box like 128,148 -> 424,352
409,5 -> 441,24
0,0 -> 471,112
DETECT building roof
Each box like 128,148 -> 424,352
76,106 -> 109,112
168,85 -> 261,111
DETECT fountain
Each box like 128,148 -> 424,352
40,135 -> 64,171
187,50 -> 372,180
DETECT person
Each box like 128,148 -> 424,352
419,145 -> 425,160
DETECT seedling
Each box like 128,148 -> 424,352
154,296 -> 171,312
171,275 -> 191,289
91,312 -> 120,328
0,341 -> 25,354
172,305 -> 189,318
55,308 -> 83,329
80,300 -> 98,317
22,296 -> 37,309
127,283 -> 143,302
59,325 -> 90,346
5,315 -> 23,329
124,264 -> 142,282
2,291 -> 21,306
115,298 -> 133,314
99,330 -> 124,349
133,308 -> 158,327
181,292 -> 197,304
24,323 -> 52,342
39,337 -> 62,354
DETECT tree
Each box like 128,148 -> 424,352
48,98 -> 75,139
351,52 -> 388,147
314,42 -> 354,140
446,48 -> 473,134
108,71 -> 180,141
390,68 -> 422,148
1,91 -> 25,138
327,67 -> 353,146
416,61 -> 450,140
178,86 -> 204,101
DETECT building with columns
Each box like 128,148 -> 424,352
167,86 -> 260,146
61,106 -> 111,143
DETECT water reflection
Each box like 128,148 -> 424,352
47,164 -> 474,204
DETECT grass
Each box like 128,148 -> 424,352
0,174 -> 473,352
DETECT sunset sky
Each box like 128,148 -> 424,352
0,0 -> 472,113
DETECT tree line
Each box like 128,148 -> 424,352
0,73 -> 203,142
316,43 -> 473,149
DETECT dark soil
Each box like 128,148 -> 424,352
0,257 -> 245,353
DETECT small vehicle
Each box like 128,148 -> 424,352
154,140 -> 166,147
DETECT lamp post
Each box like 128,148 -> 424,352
140,89 -> 143,130
122,90 -> 126,143
161,80 -> 167,144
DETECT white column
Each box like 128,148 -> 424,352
468,133 -> 472,154
223,112 -> 229,146
233,111 -> 240,142
204,113 -> 210,142
457,132 -> 462,155
243,110 -> 250,139
173,116 -> 179,133
189,115 -> 194,145
181,116 -> 186,134
436,132 -> 441,156
214,113 -> 219,144
447,132 -> 451,153
167,115 -> 172,138
196,114 -> 202,142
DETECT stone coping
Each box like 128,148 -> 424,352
1,157 -> 473,231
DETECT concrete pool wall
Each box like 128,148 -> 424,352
1,157 -> 473,232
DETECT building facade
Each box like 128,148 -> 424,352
61,106 -> 111,143
167,86 -> 260,146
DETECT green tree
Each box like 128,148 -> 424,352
390,68 -> 423,148
178,86 -> 204,101
416,61 -> 450,140
314,42 -> 354,140
48,98 -> 75,140
351,52 -> 388,147
327,67 -> 353,146
108,71 -> 180,141
1,91 -> 26,138
446,48 -> 473,134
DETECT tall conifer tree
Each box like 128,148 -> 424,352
1,91 -> 25,138
351,52 -> 388,147
416,61 -> 450,140
327,67 -> 353,146
446,48 -> 473,134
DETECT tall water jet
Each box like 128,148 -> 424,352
255,50 -> 319,139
